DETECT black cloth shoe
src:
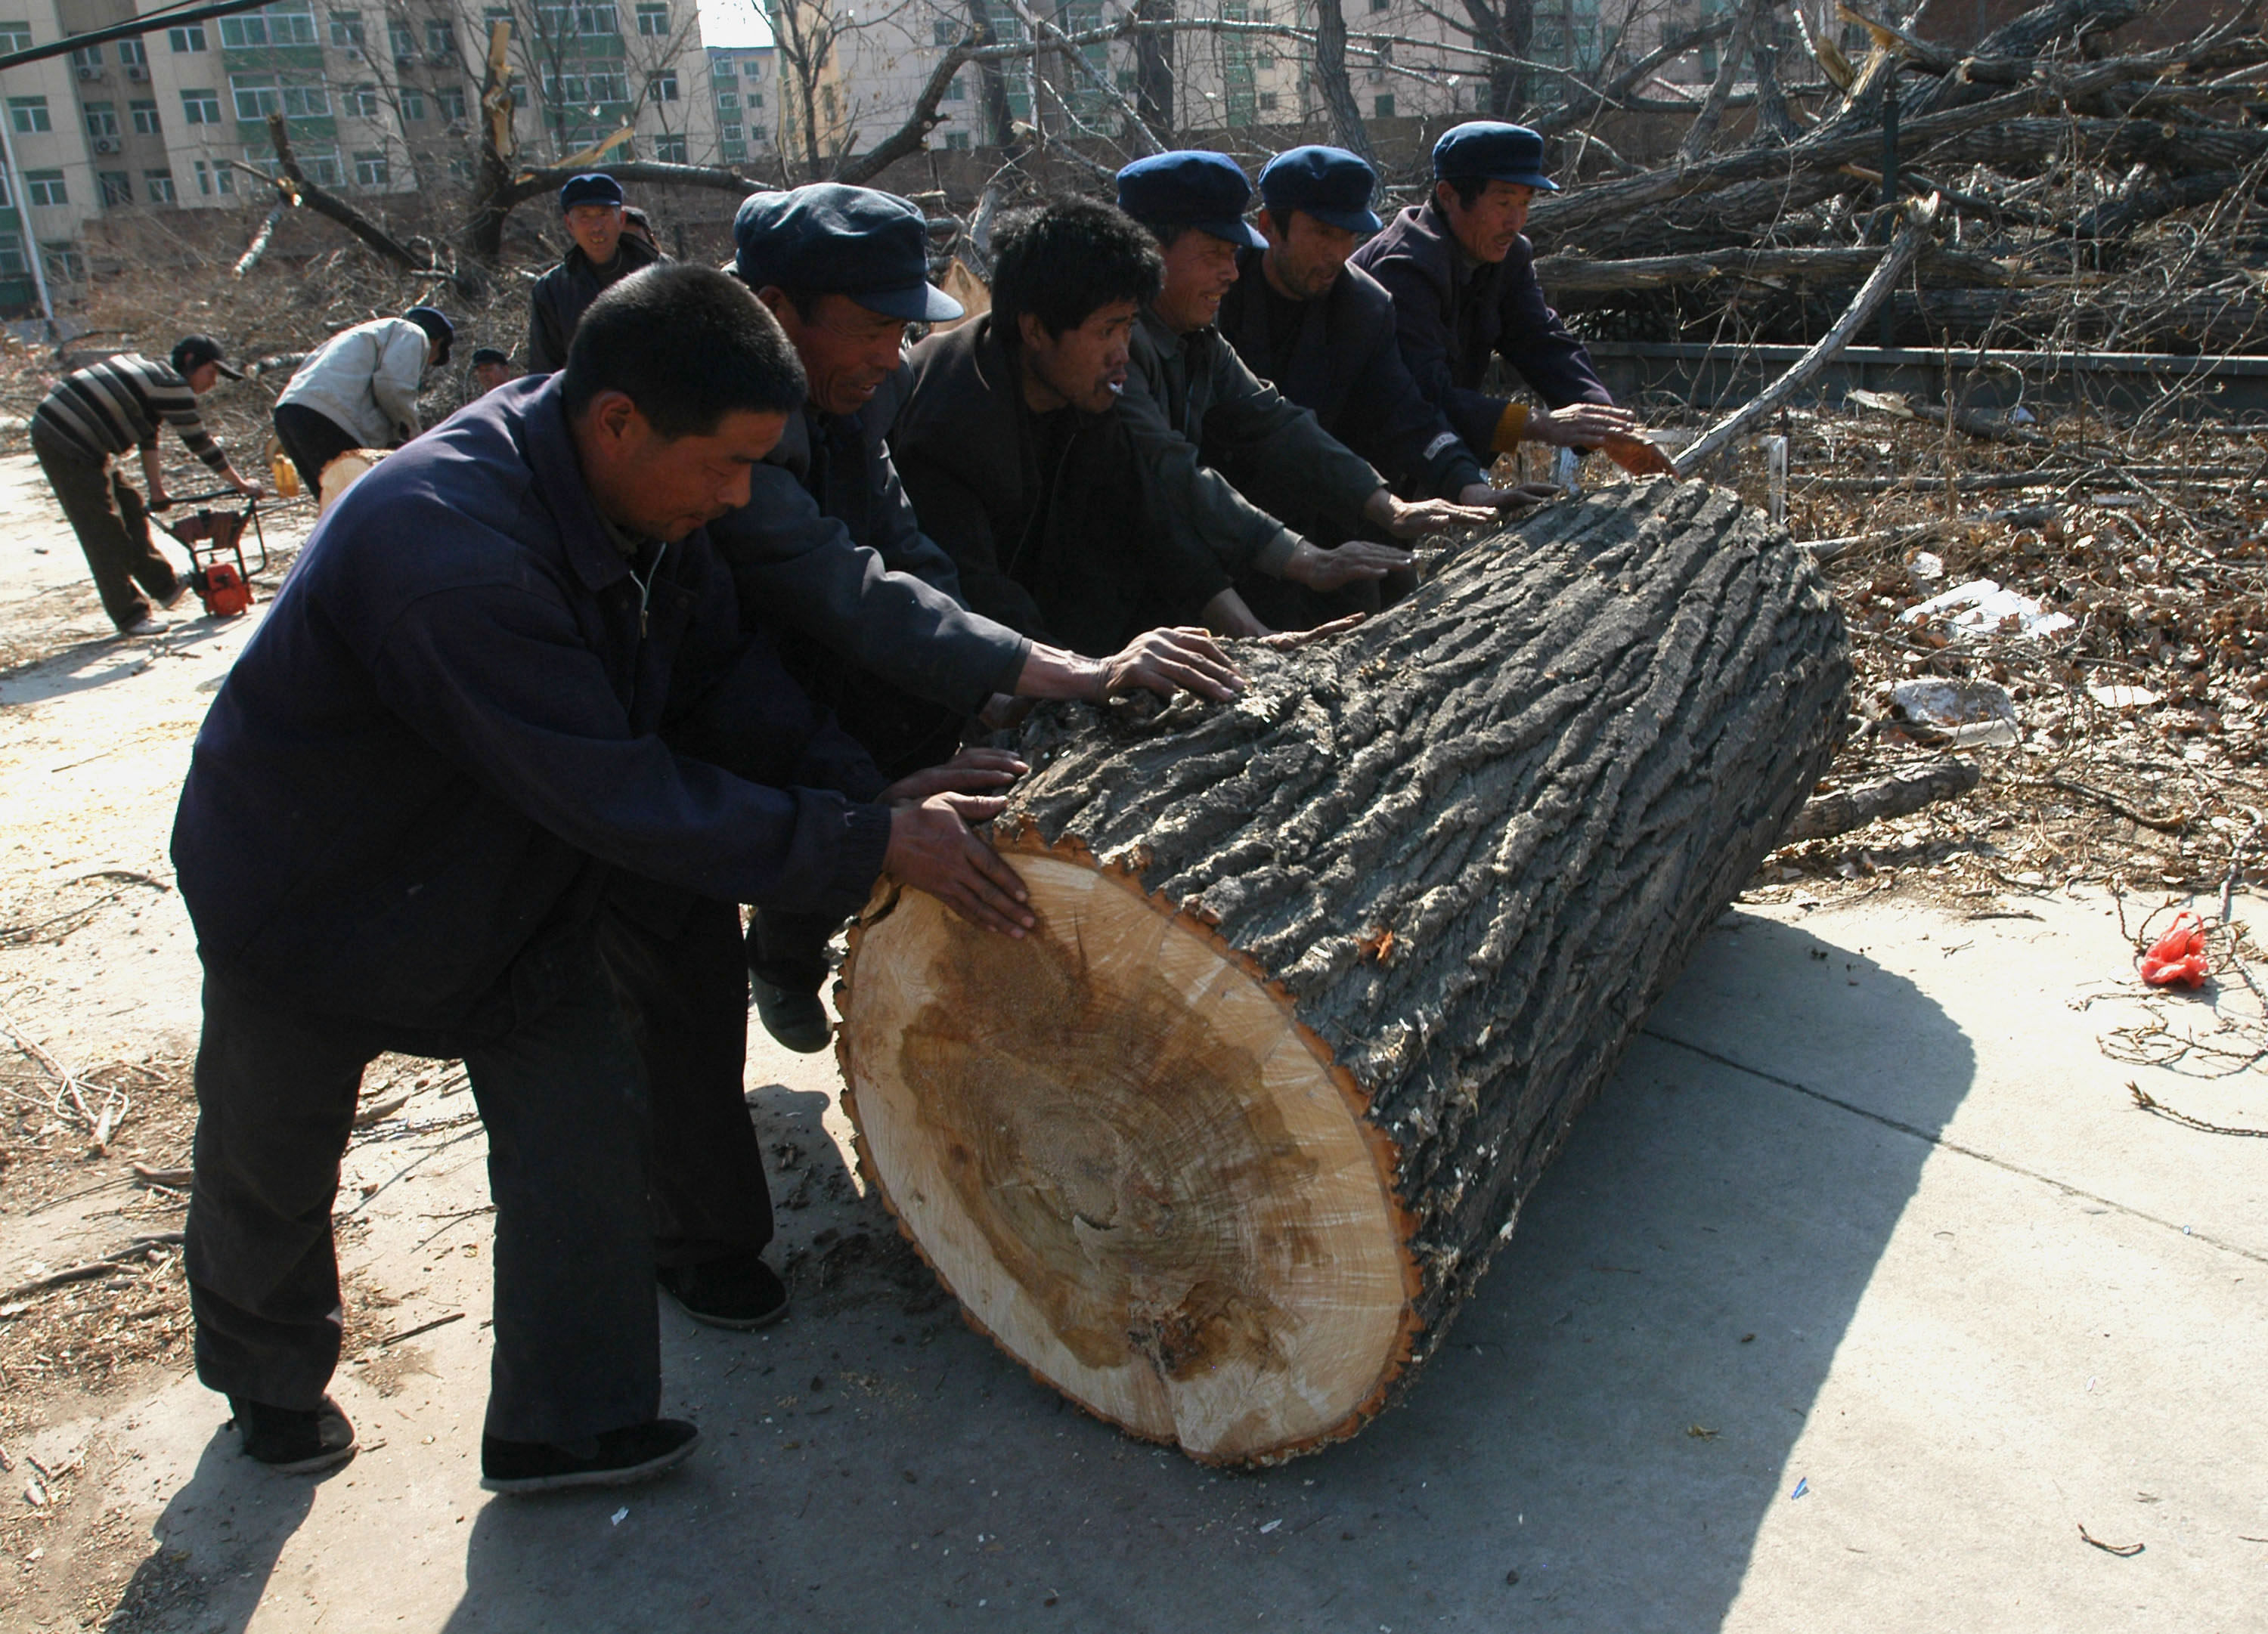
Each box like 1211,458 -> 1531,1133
751,973 -> 831,1054
658,1254 -> 789,1331
227,1394 -> 357,1475
480,1419 -> 699,1495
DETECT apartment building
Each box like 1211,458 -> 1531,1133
0,0 -> 723,314
703,39 -> 770,166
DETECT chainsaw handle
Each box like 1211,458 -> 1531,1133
166,487 -> 253,507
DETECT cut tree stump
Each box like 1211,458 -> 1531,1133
837,477 -> 1850,1464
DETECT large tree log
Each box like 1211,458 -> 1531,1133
835,480 -> 1850,1464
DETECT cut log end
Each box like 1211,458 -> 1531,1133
838,835 -> 1420,1464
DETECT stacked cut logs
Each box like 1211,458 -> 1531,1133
835,479 -> 1849,1464
1517,0 -> 2268,358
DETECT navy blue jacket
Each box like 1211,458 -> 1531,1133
172,375 -> 891,1032
1349,198 -> 1610,456
707,361 -> 1030,716
1217,246 -> 1483,506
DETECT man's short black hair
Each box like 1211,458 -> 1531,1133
562,264 -> 804,438
1439,175 -> 1492,211
992,197 -> 1163,342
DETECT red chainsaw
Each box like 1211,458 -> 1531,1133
156,490 -> 269,618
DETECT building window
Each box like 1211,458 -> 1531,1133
85,102 -> 120,139
943,75 -> 964,101
1258,90 -> 1277,110
720,139 -> 745,159
299,147 -> 339,185
932,17 -> 956,44
118,38 -> 146,69
448,154 -> 471,179
577,4 -> 618,33
652,132 -> 686,161
69,43 -> 101,71
389,20 -> 415,60
715,90 -> 737,112
283,82 -> 330,116
233,76 -> 281,119
0,23 -> 29,54
747,88 -> 763,108
131,99 -> 161,134
649,70 -> 677,102
182,88 -> 222,123
743,59 -> 761,78
719,120 -> 742,141
400,86 -> 426,119
354,149 -> 388,186
587,71 -> 627,101
98,171 -> 132,206
169,24 -> 206,51
8,96 -> 50,133
1370,0 -> 1387,9
636,2 -> 669,34
194,158 -> 212,194
330,9 -> 364,48
426,20 -> 454,57
144,169 -> 176,203
43,243 -> 85,282
0,233 -> 24,276
25,170 -> 66,205
353,82 -> 383,116
1374,92 -> 1395,116
941,130 -> 970,150
219,5 -> 321,49
0,169 -> 10,205
436,85 -> 466,119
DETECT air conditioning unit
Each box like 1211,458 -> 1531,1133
93,136 -> 119,152
76,63 -> 103,80
125,63 -> 147,81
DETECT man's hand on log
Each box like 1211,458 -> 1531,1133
1529,404 -> 1641,447
1284,539 -> 1411,590
1253,612 -> 1365,651
885,792 -> 1034,937
1365,492 -> 1500,540
878,747 -> 1029,806
1092,627 -> 1243,702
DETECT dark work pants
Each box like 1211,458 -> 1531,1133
271,403 -> 364,499
184,912 -> 762,1446
596,896 -> 773,1268
33,426 -> 178,631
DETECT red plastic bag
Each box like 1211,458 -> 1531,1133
2139,911 -> 2211,988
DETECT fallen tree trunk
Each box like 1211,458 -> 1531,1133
836,478 -> 1849,1464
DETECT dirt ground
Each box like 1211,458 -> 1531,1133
1,395 -> 2264,1627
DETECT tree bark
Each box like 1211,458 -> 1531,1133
1132,0 -> 1176,140
836,478 -> 1850,1464
1785,760 -> 1980,842
1309,0 -> 1376,167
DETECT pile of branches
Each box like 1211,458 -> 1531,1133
1522,0 -> 2268,358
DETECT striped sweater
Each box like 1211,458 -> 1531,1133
33,353 -> 231,473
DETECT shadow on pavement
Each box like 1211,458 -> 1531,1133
108,1417 -> 336,1631
414,910 -> 1975,1633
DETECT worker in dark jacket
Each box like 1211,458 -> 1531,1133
526,172 -> 663,373
1113,151 -> 1495,634
171,267 -> 1030,1496
1349,122 -> 1648,471
721,183 -> 1241,1051
897,197 -> 1232,656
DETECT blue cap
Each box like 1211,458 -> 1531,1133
1257,145 -> 1382,235
733,184 -> 963,323
559,172 -> 624,212
1430,122 -> 1560,193
403,305 -> 454,366
1115,150 -> 1266,249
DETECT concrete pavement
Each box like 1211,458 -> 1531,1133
40,888 -> 2268,1633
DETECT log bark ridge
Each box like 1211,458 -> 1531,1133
837,478 -> 1851,1464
